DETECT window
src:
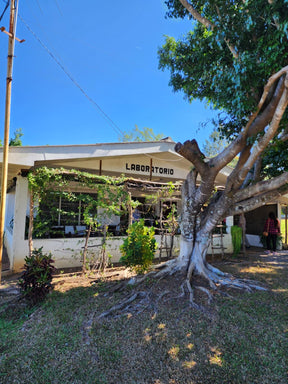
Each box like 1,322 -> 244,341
34,192 -> 97,238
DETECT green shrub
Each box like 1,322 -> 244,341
259,233 -> 283,250
120,219 -> 157,274
18,247 -> 55,305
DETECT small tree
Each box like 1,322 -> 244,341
0,128 -> 24,147
202,128 -> 229,158
119,125 -> 164,142
9,128 -> 23,146
120,219 -> 157,274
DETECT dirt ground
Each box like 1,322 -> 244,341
1,247 -> 287,306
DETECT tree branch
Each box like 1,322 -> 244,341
178,0 -> 213,29
208,71 -> 286,195
237,77 -> 288,184
256,66 -> 288,115
227,187 -> 288,217
178,0 -> 239,59
233,171 -> 288,203
175,139 -> 208,176
210,72 -> 286,177
278,132 -> 288,142
248,75 -> 286,137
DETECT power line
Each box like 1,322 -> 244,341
53,0 -> 62,16
18,14 -> 125,138
34,0 -> 43,15
0,0 -> 9,22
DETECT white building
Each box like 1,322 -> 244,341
1,138 -> 279,273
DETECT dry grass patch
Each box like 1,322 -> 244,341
1,249 -> 288,383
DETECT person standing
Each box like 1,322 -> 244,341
263,212 -> 281,255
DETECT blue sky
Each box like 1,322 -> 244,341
0,0 -> 216,147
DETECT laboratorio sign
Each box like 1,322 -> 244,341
125,163 -> 174,175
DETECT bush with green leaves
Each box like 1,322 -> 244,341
18,247 -> 55,305
120,219 -> 157,274
259,233 -> 283,251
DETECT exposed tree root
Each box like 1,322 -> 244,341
155,258 -> 266,308
195,285 -> 213,304
82,291 -> 149,344
81,258 -> 267,341
151,258 -> 185,277
97,291 -> 148,320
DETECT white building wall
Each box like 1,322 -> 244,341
4,192 -> 16,267
5,191 -> 16,231
9,232 -> 232,272
4,228 -> 13,267
20,235 -> 180,270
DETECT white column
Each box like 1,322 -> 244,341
12,176 -> 29,272
225,215 -> 233,234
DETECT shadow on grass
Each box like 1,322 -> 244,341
1,252 -> 288,384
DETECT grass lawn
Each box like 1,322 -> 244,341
1,250 -> 288,384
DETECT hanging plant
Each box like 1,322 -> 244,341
27,167 -> 131,237
26,167 -> 139,271
231,225 -> 242,257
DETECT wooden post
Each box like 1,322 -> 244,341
82,225 -> 91,273
99,160 -> 102,176
0,0 -> 18,282
128,191 -> 133,227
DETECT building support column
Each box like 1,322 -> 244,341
12,176 -> 29,272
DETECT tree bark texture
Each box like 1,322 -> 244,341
172,66 -> 288,295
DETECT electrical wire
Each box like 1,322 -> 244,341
34,0 -> 43,14
0,0 -> 9,22
53,0 -> 62,16
18,14 -> 125,138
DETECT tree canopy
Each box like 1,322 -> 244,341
0,128 -> 23,147
119,125 -> 164,142
9,128 -> 23,146
161,0 -> 288,114
159,0 -> 288,178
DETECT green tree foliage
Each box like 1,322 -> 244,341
9,128 -> 23,146
202,128 -> 239,167
202,128 -> 229,158
0,128 -> 23,146
159,0 -> 288,177
161,0 -> 288,116
119,125 -> 164,142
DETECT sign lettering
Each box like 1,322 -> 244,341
125,163 -> 174,175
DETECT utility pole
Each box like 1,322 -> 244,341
0,0 -> 19,283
